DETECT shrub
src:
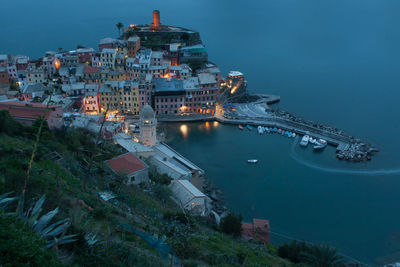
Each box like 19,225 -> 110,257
220,212 -> 242,237
0,211 -> 63,266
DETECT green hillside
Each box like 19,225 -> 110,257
0,110 -> 294,267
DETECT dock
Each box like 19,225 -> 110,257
214,97 -> 378,162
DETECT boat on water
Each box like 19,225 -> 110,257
309,137 -> 316,144
247,159 -> 258,163
313,139 -> 327,151
246,125 -> 253,130
265,127 -> 270,133
292,132 -> 296,138
257,126 -> 263,134
238,124 -> 243,130
300,135 -> 310,147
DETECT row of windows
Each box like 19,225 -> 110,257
108,102 -> 137,107
187,96 -> 215,101
187,90 -> 215,95
101,97 -> 137,101
156,104 -> 183,109
156,97 -> 183,103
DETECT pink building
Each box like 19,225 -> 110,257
0,67 -> 10,85
127,36 -> 140,58
241,219 -> 271,244
83,92 -> 99,114
183,74 -> 218,114
76,48 -> 95,64
152,77 -> 185,115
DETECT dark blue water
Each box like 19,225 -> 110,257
2,0 -> 400,264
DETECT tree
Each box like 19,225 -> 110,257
303,243 -> 345,267
116,22 -> 124,37
220,212 -> 242,237
278,240 -> 310,263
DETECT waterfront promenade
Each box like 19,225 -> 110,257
153,94 -> 377,162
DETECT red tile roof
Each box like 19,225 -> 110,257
0,101 -> 59,120
253,219 -> 270,231
83,66 -> 99,74
105,152 -> 148,175
241,218 -> 271,244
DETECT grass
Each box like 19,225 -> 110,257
0,114 -> 295,266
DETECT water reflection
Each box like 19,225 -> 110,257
180,124 -> 188,138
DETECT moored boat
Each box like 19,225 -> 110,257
247,159 -> 258,163
246,125 -> 253,130
238,124 -> 243,130
300,135 -> 310,147
313,140 -> 327,151
257,126 -> 263,134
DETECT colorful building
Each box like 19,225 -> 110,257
241,219 -> 271,244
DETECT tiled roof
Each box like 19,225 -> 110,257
105,152 -> 148,175
0,101 -> 59,120
83,66 -> 99,74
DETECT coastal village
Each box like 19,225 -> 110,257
0,9 -> 378,243
0,11 -> 271,244
0,9 -> 387,267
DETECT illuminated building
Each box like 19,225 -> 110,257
183,74 -> 218,114
150,10 -> 161,30
219,71 -> 249,103
99,80 -> 140,115
152,77 -> 185,115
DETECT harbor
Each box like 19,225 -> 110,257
214,98 -> 378,162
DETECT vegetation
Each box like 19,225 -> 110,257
116,22 -> 123,37
0,210 -> 63,266
278,240 -> 346,267
220,212 -> 243,237
0,112 -> 293,266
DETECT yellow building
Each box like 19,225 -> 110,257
99,80 -> 140,115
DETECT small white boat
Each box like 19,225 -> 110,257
300,135 -> 310,147
265,127 -> 271,133
247,159 -> 258,164
292,133 -> 296,138
257,126 -> 263,134
313,139 -> 327,151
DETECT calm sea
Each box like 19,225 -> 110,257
2,0 -> 400,264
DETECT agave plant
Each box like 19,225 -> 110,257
85,232 -> 103,247
0,192 -> 77,248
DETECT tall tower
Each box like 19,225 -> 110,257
151,10 -> 160,29
138,105 -> 157,147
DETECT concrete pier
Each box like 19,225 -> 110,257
214,95 -> 378,162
